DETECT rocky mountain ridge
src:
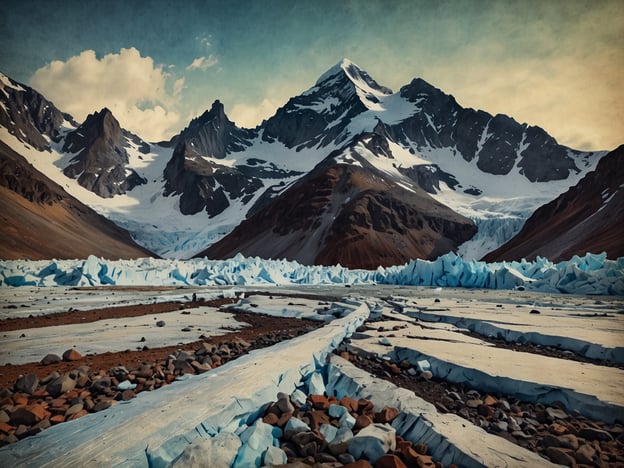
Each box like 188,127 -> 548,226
61,108 -> 148,198
0,140 -> 154,260
202,130 -> 477,268
0,60 -> 614,264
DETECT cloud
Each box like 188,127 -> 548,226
30,47 -> 181,141
229,98 -> 282,128
186,54 -> 218,71
173,78 -> 185,96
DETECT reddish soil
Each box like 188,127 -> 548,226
0,298 -> 319,390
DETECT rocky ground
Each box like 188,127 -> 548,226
0,298 -> 321,446
340,341 -> 624,467
0,290 -> 622,468
258,391 -> 447,468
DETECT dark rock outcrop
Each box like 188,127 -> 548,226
388,78 -> 581,182
62,108 -> 147,198
163,142 -> 263,216
168,100 -> 255,158
162,100 -> 271,216
0,72 -> 73,150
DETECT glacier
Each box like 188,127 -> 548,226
0,252 -> 622,295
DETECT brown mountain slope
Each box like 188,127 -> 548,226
199,135 -> 477,269
483,145 -> 624,262
0,142 -> 155,260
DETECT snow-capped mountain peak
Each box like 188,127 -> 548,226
0,61 -> 611,264
311,58 -> 393,112
315,58 -> 392,95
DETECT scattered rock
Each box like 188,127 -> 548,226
9,405 -> 47,426
578,427 -> 614,441
46,375 -> 76,397
374,453 -> 407,468
544,446 -> 576,466
349,423 -> 396,463
62,349 -> 82,362
375,407 -> 400,424
14,374 -> 39,395
575,443 -> 597,464
40,354 -> 62,365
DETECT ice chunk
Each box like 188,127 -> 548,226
173,432 -> 241,468
239,419 -> 275,451
284,417 -> 310,439
263,446 -> 287,465
308,371 -> 326,395
348,423 -> 396,463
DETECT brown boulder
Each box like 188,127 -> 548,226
354,414 -> 374,430
40,354 -> 61,365
575,443 -> 597,464
340,396 -> 359,413
10,405 -> 48,426
545,447 -> 576,467
308,410 -> 330,430
46,375 -> 76,397
309,394 -> 330,410
578,427 -> 614,441
375,454 -> 407,468
375,406 -> 400,424
49,415 -> 65,424
344,460 -> 374,468
263,413 -> 279,425
62,349 -> 82,362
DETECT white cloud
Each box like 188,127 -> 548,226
30,47 -> 181,141
173,77 -> 185,96
229,98 -> 282,128
186,54 -> 219,71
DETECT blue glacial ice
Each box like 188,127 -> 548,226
0,252 -> 622,294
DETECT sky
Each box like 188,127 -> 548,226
0,0 -> 622,150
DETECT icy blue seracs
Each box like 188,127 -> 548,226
0,252 -> 622,295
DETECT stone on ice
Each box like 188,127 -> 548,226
291,389 -> 307,407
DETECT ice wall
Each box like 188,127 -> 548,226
1,252 -> 622,295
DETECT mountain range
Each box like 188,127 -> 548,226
0,59 -> 620,265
